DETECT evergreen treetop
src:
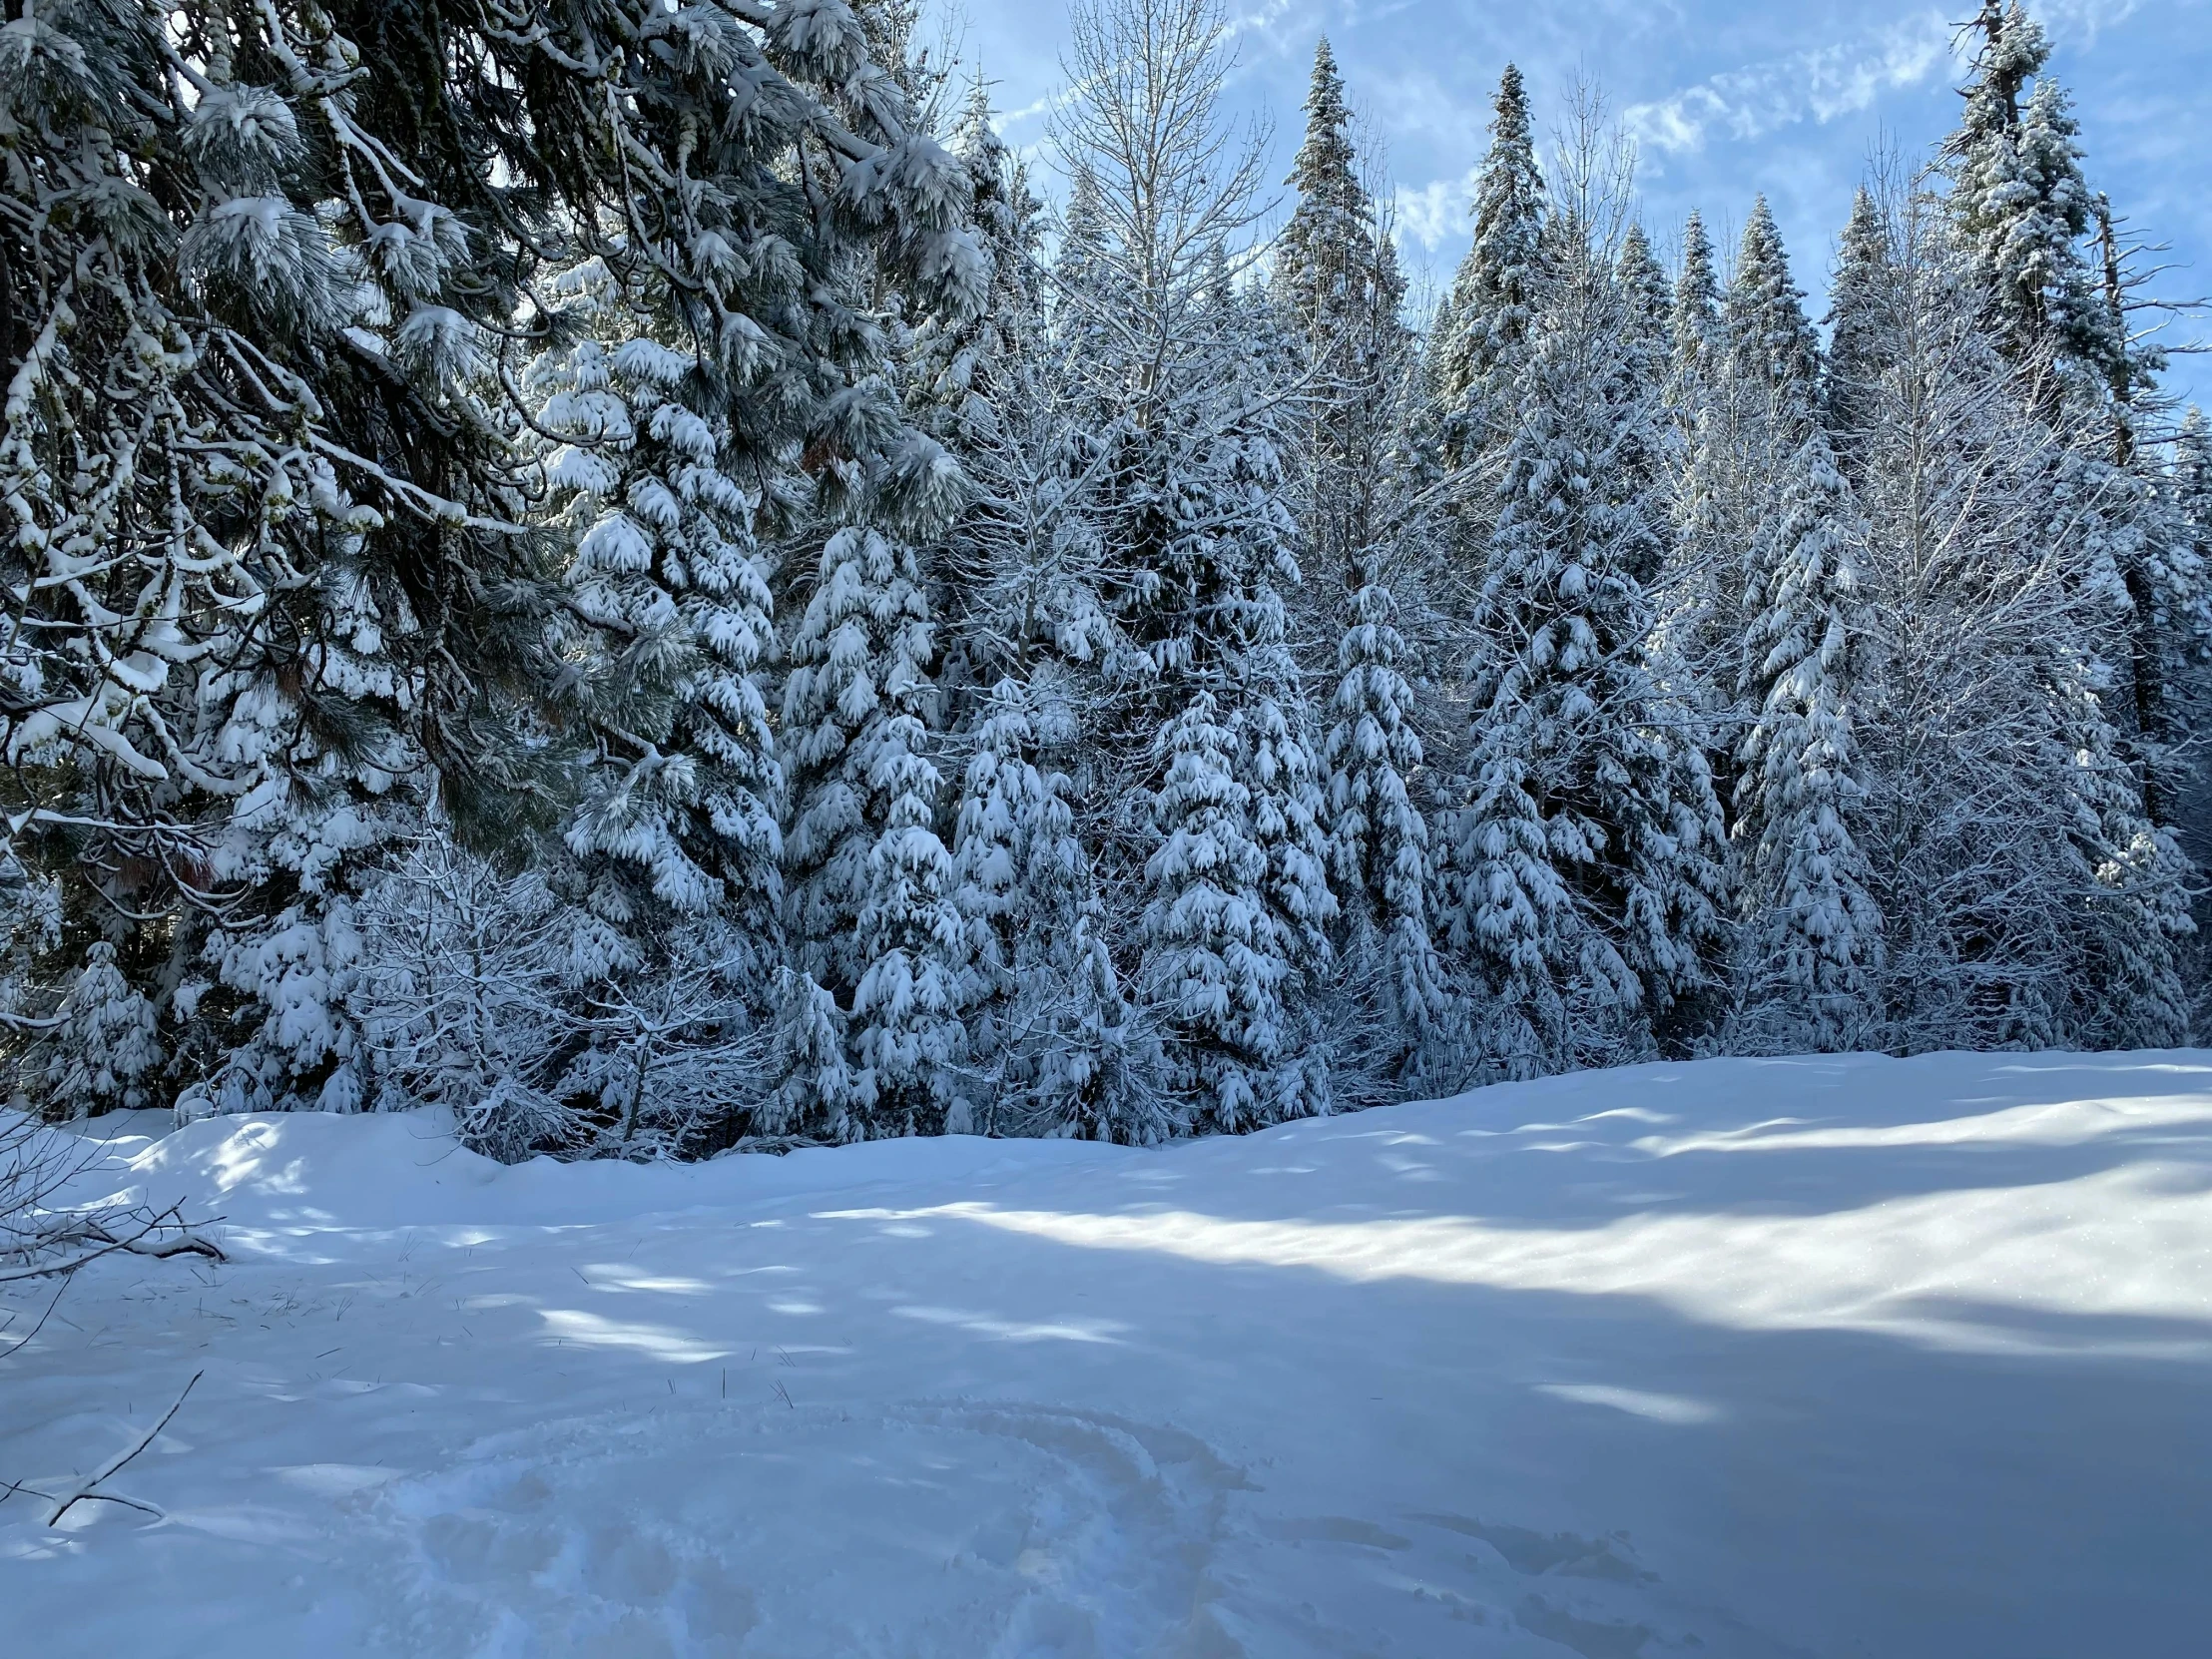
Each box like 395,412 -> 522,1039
1726,198 -> 1821,410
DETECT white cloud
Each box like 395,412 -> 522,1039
1393,167 -> 1478,252
2037,0 -> 2143,42
1624,9 -> 1960,157
1224,0 -> 1303,42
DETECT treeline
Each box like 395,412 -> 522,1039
1,0 -> 2204,1155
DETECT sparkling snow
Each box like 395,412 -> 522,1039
6,1050 -> 2210,1656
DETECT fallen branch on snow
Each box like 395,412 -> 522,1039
0,1202 -> 227,1286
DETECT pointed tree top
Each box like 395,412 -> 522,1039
1433,60 -> 1548,413
1672,209 -> 1721,363
1728,197 -> 1820,398
953,79 -> 998,159
1496,63 -> 1529,125
1468,62 -> 1544,260
1276,33 -> 1384,339
1297,37 -> 1351,158
1287,33 -> 1357,193
1829,186 -> 1893,312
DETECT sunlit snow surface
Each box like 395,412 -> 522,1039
7,1051 -> 2211,1657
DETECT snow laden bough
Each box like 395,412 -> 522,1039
0,0 -> 986,1137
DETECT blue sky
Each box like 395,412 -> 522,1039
950,0 -> 2212,407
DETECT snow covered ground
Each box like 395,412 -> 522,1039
6,1050 -> 2211,1658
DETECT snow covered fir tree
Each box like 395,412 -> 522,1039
2,0 -> 2208,1157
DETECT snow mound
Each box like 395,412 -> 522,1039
83,1107 -> 1126,1233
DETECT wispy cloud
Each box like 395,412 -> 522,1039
2038,0 -> 2144,43
1224,0 -> 1304,43
1624,10 -> 1960,157
1393,168 -> 1477,252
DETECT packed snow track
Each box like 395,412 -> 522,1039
6,1050 -> 2210,1657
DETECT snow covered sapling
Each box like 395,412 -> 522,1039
1325,583 -> 1458,1090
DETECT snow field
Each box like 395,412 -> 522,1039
6,1049 -> 2212,1657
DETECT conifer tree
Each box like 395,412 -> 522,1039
1438,65 -> 1548,466
1121,291 -> 1337,1123
951,678 -> 1157,1136
1660,200 -> 1826,843
1615,225 -> 1677,588
1619,226 -> 1675,374
1671,211 -> 1724,395
1726,198 -> 1822,411
1326,583 -> 1457,1086
529,266 -> 783,965
1274,40 -> 1376,346
1,0 -> 986,1126
909,87 -> 1044,470
1946,1 -> 2121,390
44,944 -> 161,1116
2167,410 -> 2212,737
1274,38 -> 1407,588
1442,222 -> 1723,1074
781,527 -> 966,1138
0,0 -> 556,1114
1656,215 -> 1731,702
1824,188 -> 1895,468
1053,0 -> 1337,1123
1141,694 -> 1298,1128
1732,426 -> 1884,1051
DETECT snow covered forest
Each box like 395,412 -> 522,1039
3,0 -> 2208,1158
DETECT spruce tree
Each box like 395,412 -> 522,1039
1945,1 -> 2121,390
1824,188 -> 1895,470
908,86 -> 1045,472
951,678 -> 1157,1137
529,267 -> 783,965
2168,410 -> 2212,734
1273,40 -> 1376,348
781,527 -> 966,1138
1442,227 -> 1723,1074
1437,64 -> 1549,467
1141,695 -> 1292,1128
1619,226 -> 1675,376
1671,211 -> 1724,395
1120,281 -> 1337,1127
1726,198 -> 1822,411
1615,225 -> 1677,588
1659,201 -> 1826,850
1274,37 -> 1406,589
1325,583 -> 1457,1086
1732,426 -> 1884,1051
1047,0 -> 1340,1123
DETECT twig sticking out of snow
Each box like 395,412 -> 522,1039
10,1371 -> 205,1528
0,1274 -> 71,1360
